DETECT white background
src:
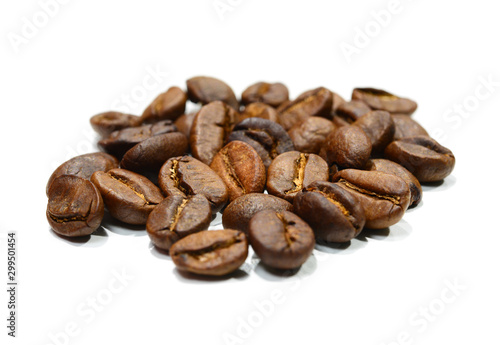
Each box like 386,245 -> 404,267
1,1 -> 499,344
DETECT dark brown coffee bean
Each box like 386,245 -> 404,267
170,229 -> 248,276
98,120 -> 177,158
47,175 -> 104,237
278,87 -> 333,130
174,112 -> 197,140
186,76 -> 239,110
90,111 -> 140,138
249,210 -> 314,269
222,193 -> 293,234
227,118 -> 294,169
365,159 -> 422,208
241,82 -> 289,107
335,100 -> 372,124
240,102 -> 280,123
392,114 -> 429,140
331,92 -> 347,113
47,152 -> 119,195
140,86 -> 187,123
288,116 -> 335,154
352,88 -> 417,115
294,181 -> 365,242
190,101 -> 240,165
146,195 -> 211,251
120,132 -> 188,174
353,110 -> 395,155
324,125 -> 372,169
91,169 -> 164,225
332,169 -> 410,229
267,151 -> 329,202
384,136 -> 455,183
210,141 -> 266,202
158,156 -> 229,214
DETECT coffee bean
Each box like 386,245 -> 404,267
249,210 -> 314,269
140,86 -> 187,123
278,87 -> 333,130
324,125 -> 372,169
392,114 -> 429,140
91,169 -> 164,225
352,87 -> 417,115
174,112 -> 197,140
222,193 -> 293,234
186,76 -> 239,110
47,152 -> 119,195
146,195 -> 211,251
332,169 -> 410,229
288,116 -> 335,154
294,181 -> 365,242
241,82 -> 289,107
170,229 -> 248,276
47,175 -> 104,237
90,111 -> 140,138
384,136 -> 455,183
331,92 -> 347,113
334,100 -> 371,124
158,156 -> 229,214
190,101 -> 240,165
267,151 -> 329,202
240,102 -> 280,123
227,117 -> 294,169
353,110 -> 395,155
210,141 -> 266,202
98,120 -> 177,158
365,158 -> 422,208
120,132 -> 188,174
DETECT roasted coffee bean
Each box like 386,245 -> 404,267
334,100 -> 372,124
278,87 -> 333,130
91,169 -> 164,225
186,76 -> 239,110
222,193 -> 293,234
352,88 -> 417,115
210,141 -> 266,202
240,102 -> 280,123
332,169 -> 410,229
365,159 -> 422,208
158,156 -> 229,214
47,175 -> 104,237
331,92 -> 347,113
353,110 -> 395,155
146,195 -> 211,251
288,116 -> 335,154
47,152 -> 119,195
392,114 -> 429,140
120,132 -> 188,174
140,86 -> 187,123
190,101 -> 240,165
249,210 -> 314,269
294,181 -> 365,242
267,151 -> 329,202
174,112 -> 197,139
90,111 -> 140,138
241,82 -> 289,107
170,229 -> 248,276
324,125 -> 372,169
98,120 -> 177,158
384,136 -> 455,183
227,118 -> 294,169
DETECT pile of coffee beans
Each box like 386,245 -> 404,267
46,76 -> 456,276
